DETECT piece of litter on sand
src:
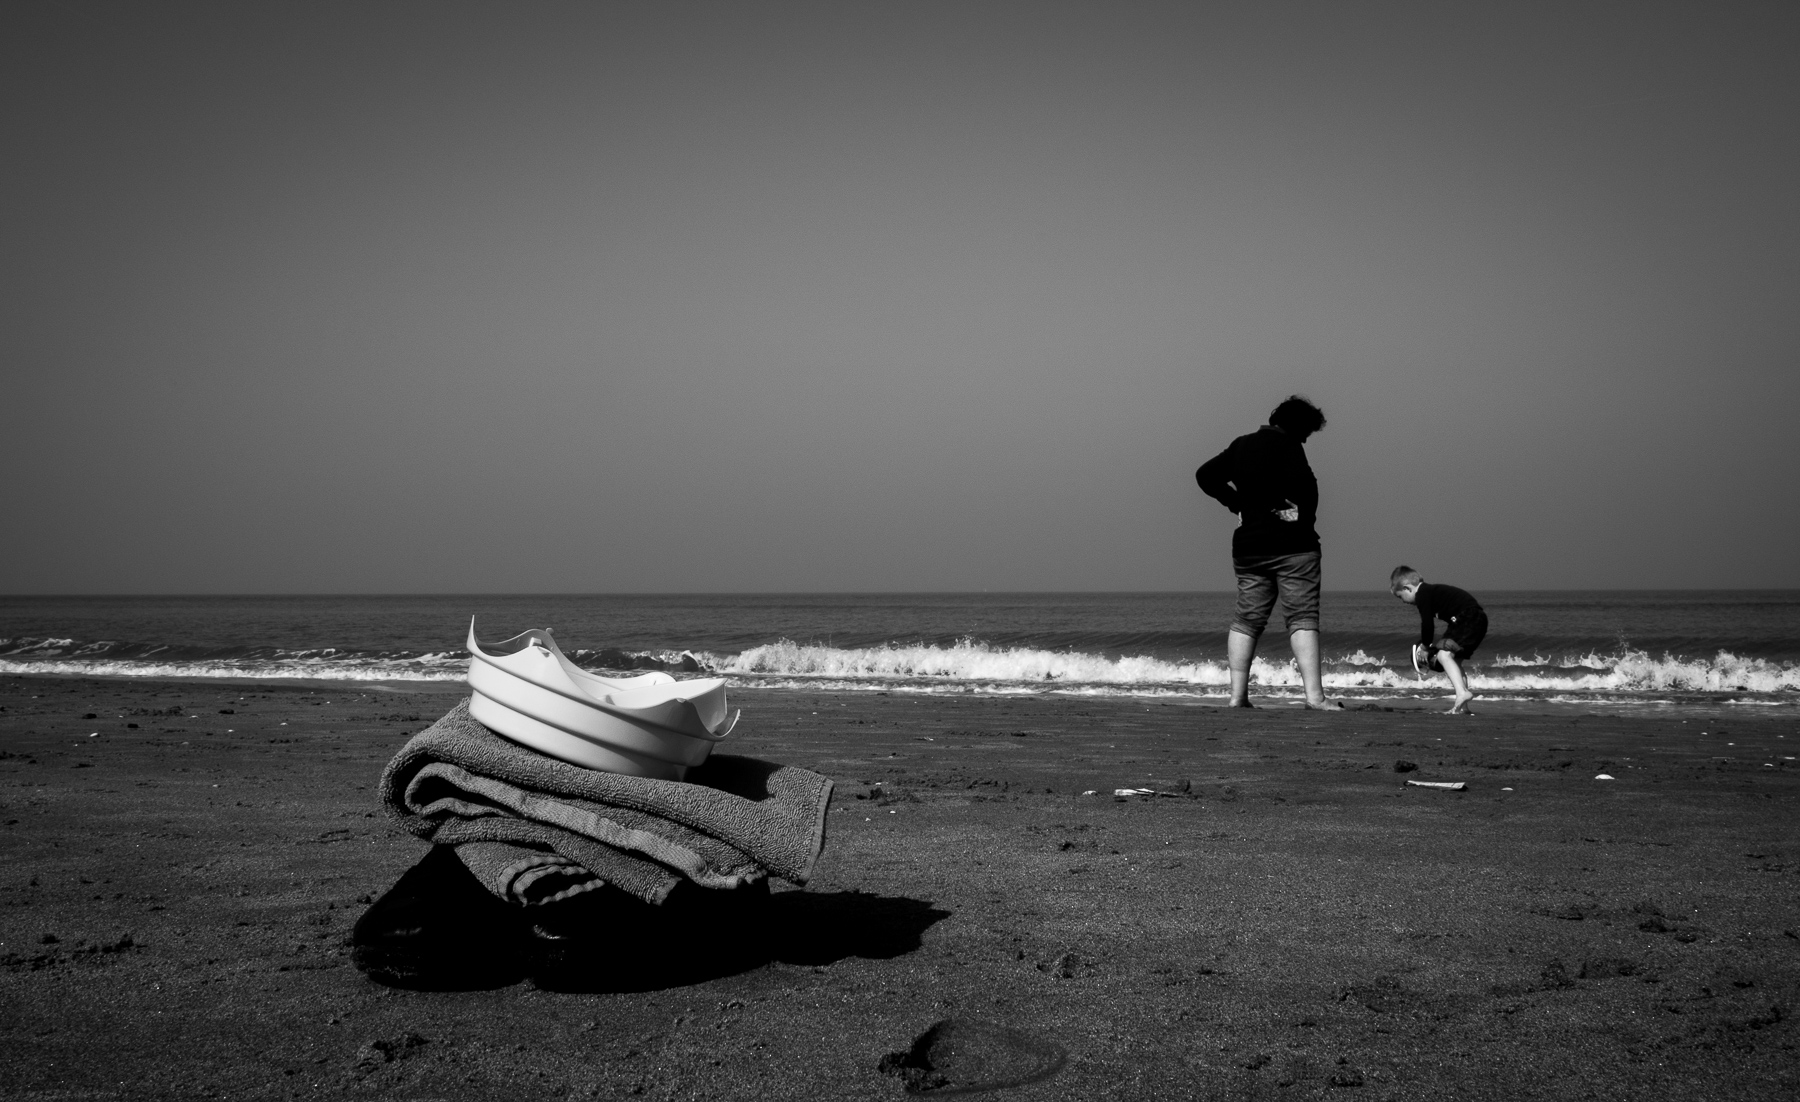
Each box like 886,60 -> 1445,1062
1080,790 -> 1096,797
1113,788 -> 1155,797
1501,787 -> 1514,791
1404,780 -> 1466,791
1594,773 -> 1615,781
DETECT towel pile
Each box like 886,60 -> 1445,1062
379,699 -> 834,907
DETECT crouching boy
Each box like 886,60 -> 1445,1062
1390,566 -> 1487,714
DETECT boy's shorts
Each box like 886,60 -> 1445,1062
1230,551 -> 1321,638
1431,611 -> 1488,665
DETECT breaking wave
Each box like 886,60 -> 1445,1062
0,636 -> 469,683
3,634 -> 1796,703
704,639 -> 1800,699
1466,649 -> 1800,694
719,638 -> 1225,685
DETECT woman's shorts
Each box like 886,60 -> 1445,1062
1230,551 -> 1322,638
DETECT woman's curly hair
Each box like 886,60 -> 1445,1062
1269,395 -> 1326,438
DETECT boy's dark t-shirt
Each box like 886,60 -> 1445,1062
1414,583 -> 1484,647
1195,426 -> 1320,558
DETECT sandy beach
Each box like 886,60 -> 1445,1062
2,675 -> 1796,1100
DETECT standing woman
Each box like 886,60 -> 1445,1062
1196,396 -> 1339,709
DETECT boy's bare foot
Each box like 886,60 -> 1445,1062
1303,699 -> 1345,711
1446,692 -> 1476,715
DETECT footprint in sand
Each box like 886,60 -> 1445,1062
879,1018 -> 1066,1094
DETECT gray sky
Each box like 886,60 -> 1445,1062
5,1 -> 1796,594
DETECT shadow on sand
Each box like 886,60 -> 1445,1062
352,846 -> 949,993
535,886 -> 952,994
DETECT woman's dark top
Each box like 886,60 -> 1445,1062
1414,583 -> 1484,646
1196,425 -> 1320,558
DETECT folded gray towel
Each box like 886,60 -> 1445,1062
380,699 -> 833,905
443,825 -> 687,905
453,839 -> 613,905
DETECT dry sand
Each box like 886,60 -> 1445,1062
2,675 -> 1796,1100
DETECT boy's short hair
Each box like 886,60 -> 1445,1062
1269,395 -> 1326,438
1390,565 -> 1423,594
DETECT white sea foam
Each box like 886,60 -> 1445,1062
717,638 -> 1234,685
1463,649 -> 1799,694
4,639 -> 1795,702
0,657 -> 469,682
1487,653 -> 1557,668
709,640 -> 1799,698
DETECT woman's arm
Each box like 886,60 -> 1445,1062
1196,447 -> 1242,514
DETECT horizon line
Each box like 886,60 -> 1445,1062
4,588 -> 1797,599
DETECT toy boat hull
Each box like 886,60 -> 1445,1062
465,622 -> 736,780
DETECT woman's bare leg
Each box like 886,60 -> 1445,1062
1227,628 -> 1257,707
1290,629 -> 1339,709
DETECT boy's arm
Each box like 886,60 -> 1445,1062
1416,590 -> 1435,648
1195,447 -> 1242,514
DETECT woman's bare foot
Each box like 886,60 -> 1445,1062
1304,699 -> 1345,711
1228,698 -> 1255,709
1447,692 -> 1476,714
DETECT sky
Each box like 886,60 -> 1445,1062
3,0 -> 1796,594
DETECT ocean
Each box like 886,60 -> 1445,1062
2,592 -> 1796,710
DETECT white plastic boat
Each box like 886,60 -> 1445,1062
465,621 -> 737,780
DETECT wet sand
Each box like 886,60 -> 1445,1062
2,675 -> 1796,1100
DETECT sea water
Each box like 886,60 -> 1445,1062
3,592 -> 1796,709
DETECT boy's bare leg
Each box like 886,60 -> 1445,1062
1227,628 -> 1257,707
1290,629 -> 1340,709
1438,650 -> 1476,713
